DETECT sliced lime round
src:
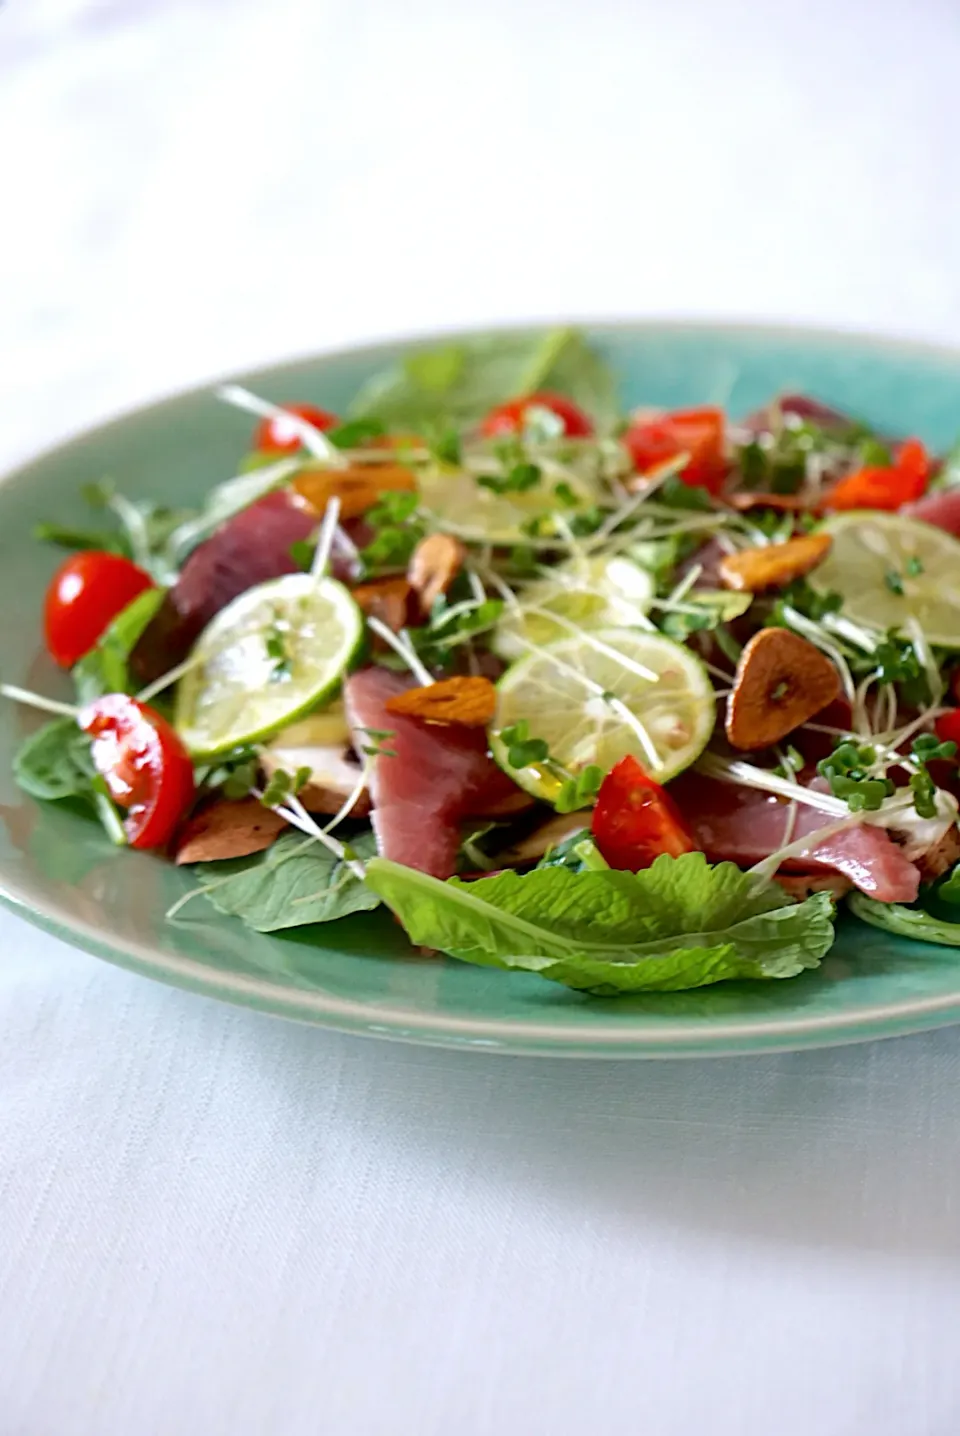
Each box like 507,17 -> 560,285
175,574 -> 364,757
416,464 -> 596,544
811,511 -> 960,646
492,555 -> 655,661
490,627 -> 715,804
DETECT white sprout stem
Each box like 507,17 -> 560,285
320,760 -> 372,836
905,616 -> 944,704
216,385 -> 346,465
510,633 -> 662,771
666,564 -> 703,606
822,613 -> 879,653
311,495 -> 342,580
166,834 -> 320,921
264,791 -> 367,879
108,493 -> 153,570
0,684 -> 78,719
549,510 -> 583,557
136,653 -> 205,705
696,752 -> 849,816
878,704 -> 952,749
332,525 -> 360,565
365,617 -> 434,687
94,792 -> 128,846
780,606 -> 857,705
519,604 -> 659,673
747,812 -> 865,885
465,568 -> 487,605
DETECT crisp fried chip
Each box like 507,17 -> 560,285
408,533 -> 466,616
293,463 -> 416,520
385,675 -> 497,727
352,577 -> 415,633
726,626 -> 841,750
719,532 -> 832,592
175,798 -> 286,864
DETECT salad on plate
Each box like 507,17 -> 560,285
11,326 -> 960,997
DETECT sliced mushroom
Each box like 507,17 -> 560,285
261,743 -> 371,816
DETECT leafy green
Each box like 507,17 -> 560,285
659,590 -> 752,642
735,414 -> 879,495
364,852 -> 836,994
33,521 -> 126,553
13,718 -> 95,802
359,490 -> 426,574
936,863 -> 960,905
348,328 -> 618,431
190,831 -> 381,933
816,741 -> 894,813
847,891 -> 960,947
534,829 -> 603,873
326,417 -> 387,449
72,587 -> 167,703
160,460 -> 298,571
479,462 -> 542,496
656,475 -> 714,512
35,479 -> 198,582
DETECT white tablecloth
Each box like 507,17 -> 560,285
4,3 -> 960,1433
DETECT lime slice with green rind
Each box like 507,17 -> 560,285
490,626 -> 715,804
416,463 -> 596,544
175,574 -> 363,757
492,555 -> 655,660
811,511 -> 960,646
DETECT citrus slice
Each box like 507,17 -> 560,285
267,702 -> 352,749
175,574 -> 363,757
416,463 -> 596,544
490,627 -> 715,804
492,555 -> 654,660
810,511 -> 960,646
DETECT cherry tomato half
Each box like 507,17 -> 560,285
254,403 -> 339,455
79,694 -> 195,849
44,551 -> 156,669
591,754 -> 696,871
480,391 -> 594,439
825,438 -> 931,512
623,406 -> 727,495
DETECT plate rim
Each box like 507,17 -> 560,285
6,316 -> 960,1057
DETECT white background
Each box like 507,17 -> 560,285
4,2 -> 960,1433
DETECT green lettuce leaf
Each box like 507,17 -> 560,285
847,891 -> 960,946
13,717 -> 96,802
190,831 -> 381,933
365,852 -> 835,994
348,328 -> 619,430
72,587 -> 167,703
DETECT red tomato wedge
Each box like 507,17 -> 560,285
254,403 -> 338,455
623,406 -> 727,494
591,755 -> 696,871
825,438 -> 931,511
79,694 -> 196,850
44,551 -> 155,669
480,391 -> 594,439
935,710 -> 960,748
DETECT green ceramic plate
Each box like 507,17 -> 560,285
5,322 -> 960,1058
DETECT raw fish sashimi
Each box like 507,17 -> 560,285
343,667 -> 519,879
669,773 -> 920,902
